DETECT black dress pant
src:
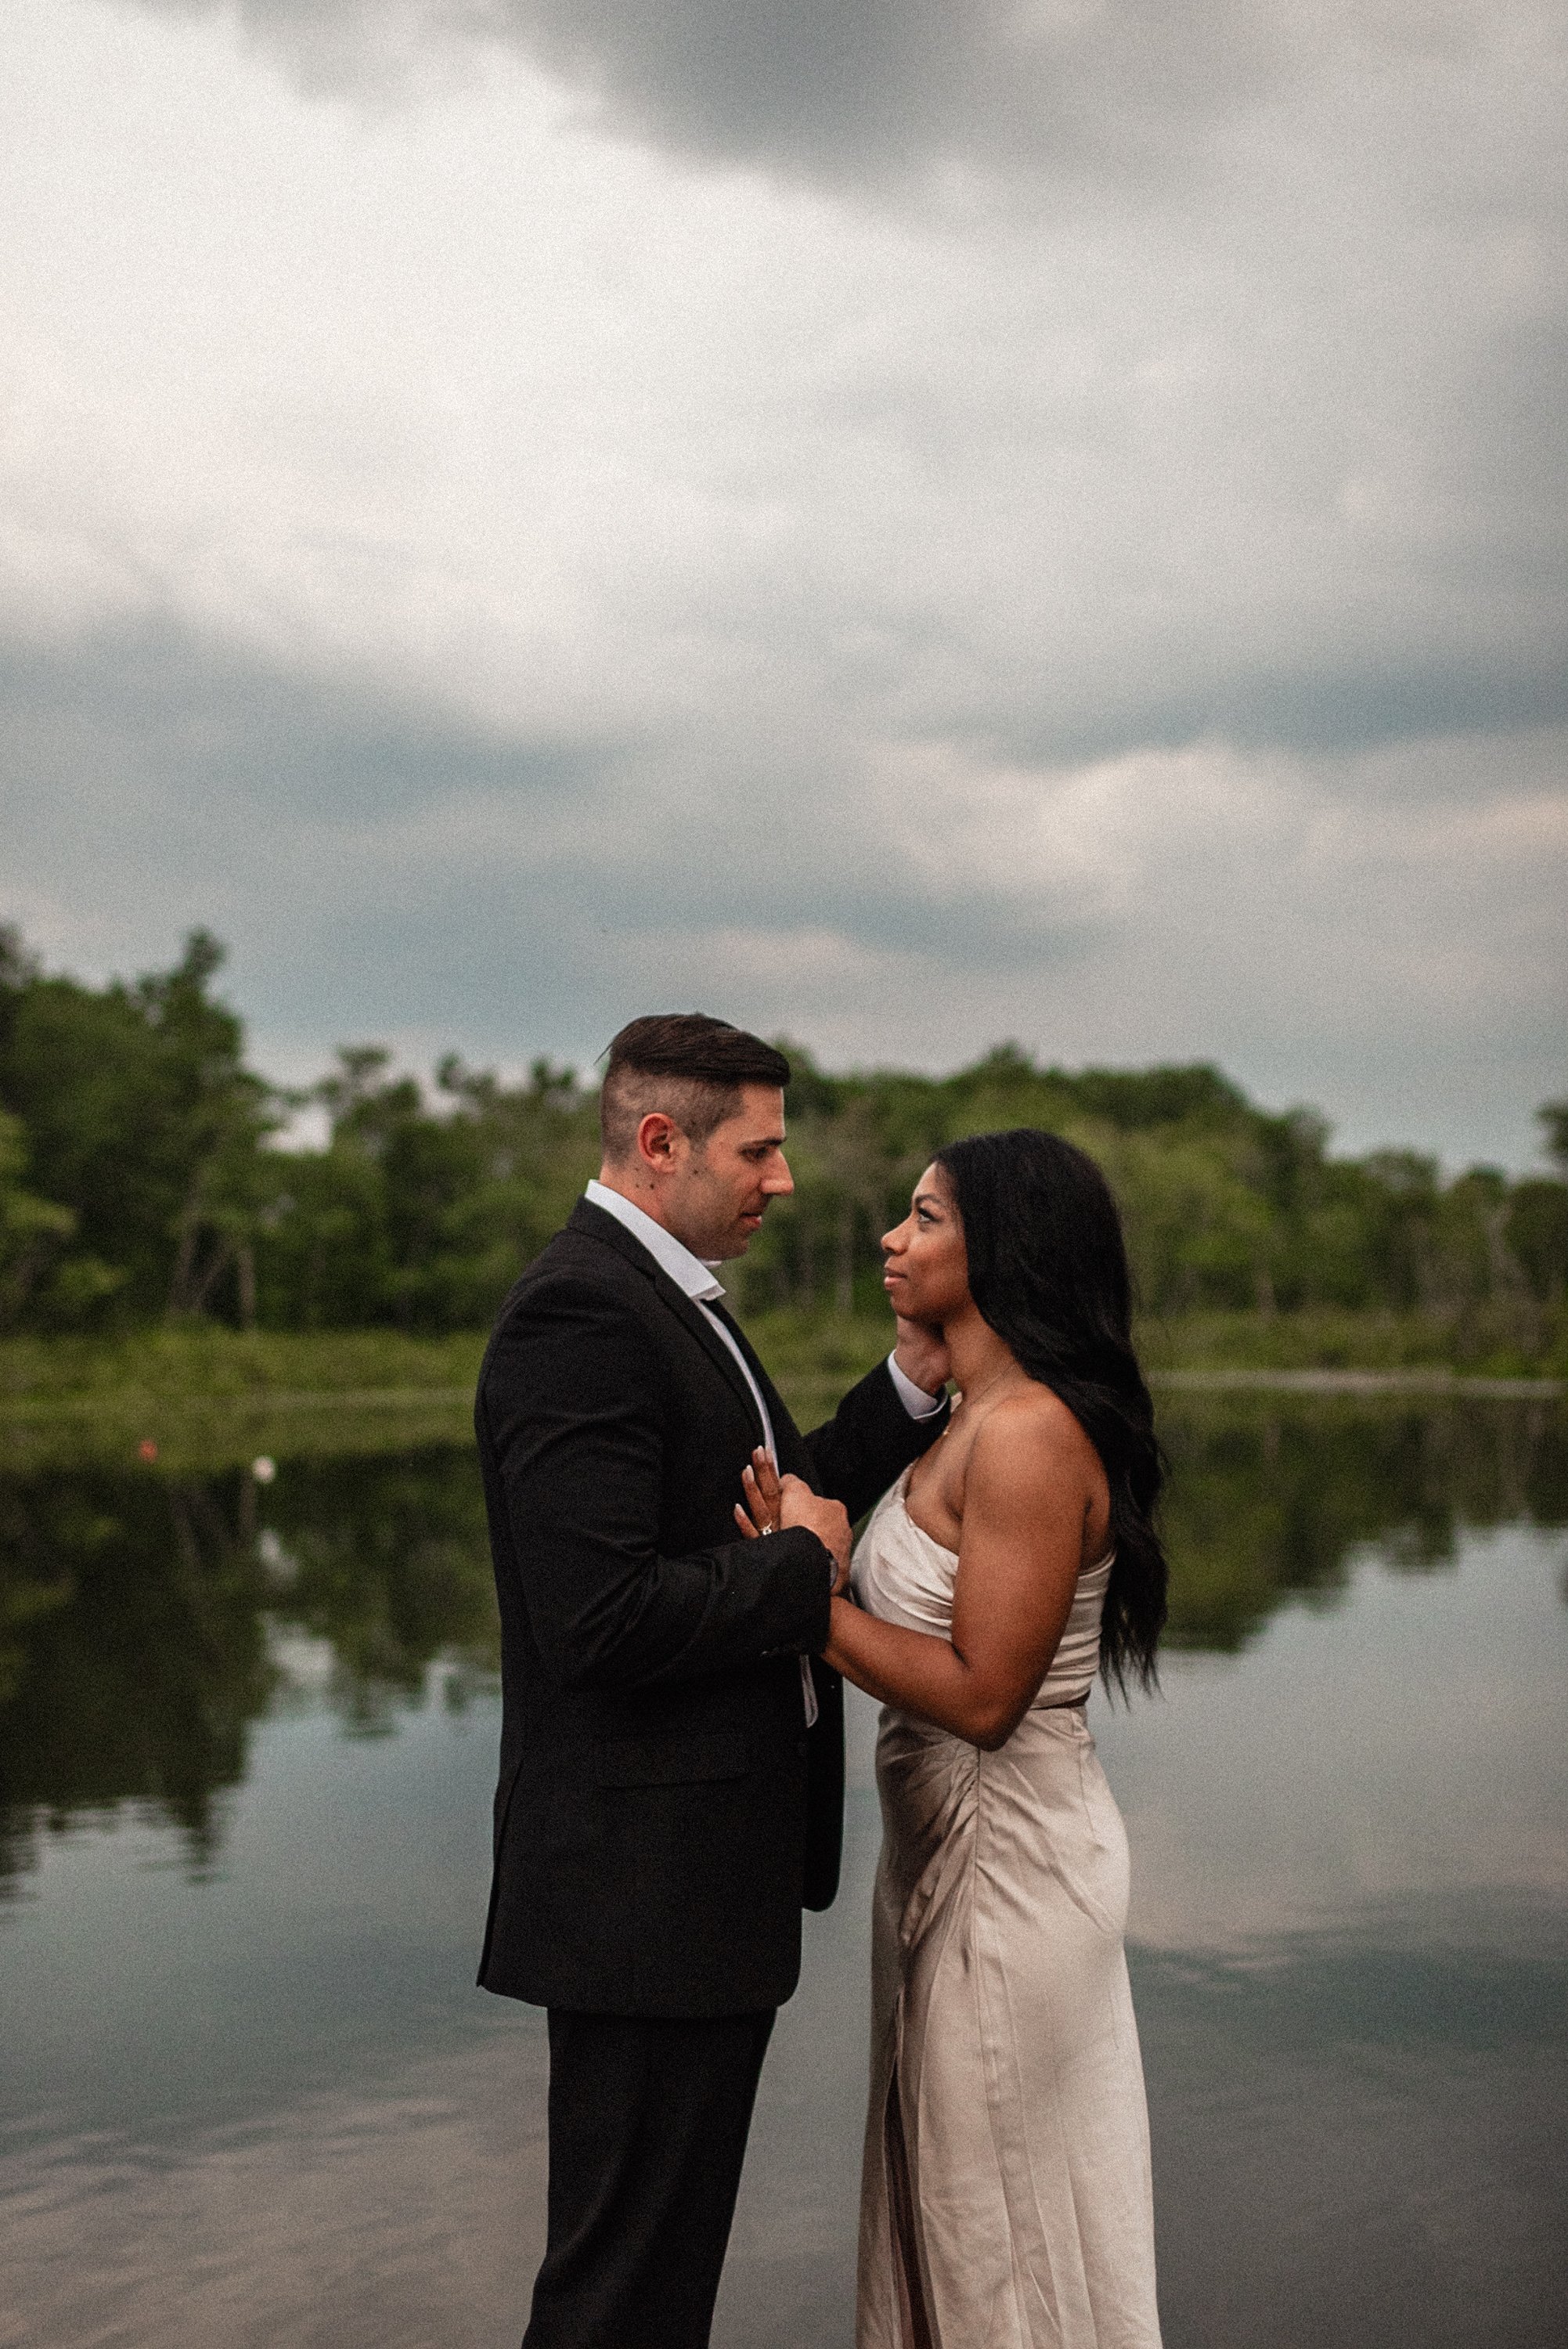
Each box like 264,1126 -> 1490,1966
521,2005 -> 777,2349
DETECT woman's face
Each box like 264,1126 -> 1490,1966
881,1161 -> 970,1325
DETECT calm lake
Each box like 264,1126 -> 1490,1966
2,1395 -> 1565,2347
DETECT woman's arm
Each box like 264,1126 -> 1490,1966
822,1398 -> 1098,1749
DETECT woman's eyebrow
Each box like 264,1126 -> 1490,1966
912,1190 -> 942,1212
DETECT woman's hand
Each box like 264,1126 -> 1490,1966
735,1448 -> 852,1592
735,1447 -> 783,1537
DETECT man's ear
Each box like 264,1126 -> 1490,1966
636,1111 -> 682,1170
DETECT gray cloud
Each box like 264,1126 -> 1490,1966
4,1 -> 1564,1170
470,0 -> 1287,187
126,2 -> 1469,193
4,612 -> 1563,1166
0,622 -> 604,824
0,614 -> 1104,980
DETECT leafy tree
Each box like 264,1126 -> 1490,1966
1507,1180 -> 1568,1303
0,929 -> 276,1326
0,923 -> 1560,1351
0,1108 -> 78,1329
253,1046 -> 600,1330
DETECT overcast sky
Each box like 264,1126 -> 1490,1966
2,0 -> 1564,1167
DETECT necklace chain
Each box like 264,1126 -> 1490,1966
950,1362 -> 1027,1415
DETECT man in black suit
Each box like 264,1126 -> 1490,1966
475,1014 -> 950,2347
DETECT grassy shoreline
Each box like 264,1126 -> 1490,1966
2,1307 -> 1561,1414
0,1327 -> 488,1402
1,1315 -> 1559,1477
0,1331 -> 484,1473
2,1305 -> 1564,1402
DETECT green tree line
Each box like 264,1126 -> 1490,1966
2,926 -> 1565,1353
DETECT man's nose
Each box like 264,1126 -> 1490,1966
763,1155 -> 795,1196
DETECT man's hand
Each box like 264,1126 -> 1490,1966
736,1448 -> 853,1593
892,1315 -> 950,1399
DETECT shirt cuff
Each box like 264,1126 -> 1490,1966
887,1349 -> 947,1420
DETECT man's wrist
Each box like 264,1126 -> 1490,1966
887,1349 -> 946,1419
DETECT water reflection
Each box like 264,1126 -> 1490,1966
0,1449 -> 496,1896
2,1401 -> 1564,1897
1157,1393 -> 1568,1647
258,1452 -> 498,1731
0,1398 -> 1564,2347
0,1470 -> 272,1888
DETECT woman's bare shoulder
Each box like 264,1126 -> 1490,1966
967,1384 -> 1103,1500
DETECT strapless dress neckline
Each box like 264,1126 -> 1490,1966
852,1470 -> 1114,1712
896,1464 -> 1114,1577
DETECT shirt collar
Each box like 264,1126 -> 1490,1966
583,1180 -> 726,1304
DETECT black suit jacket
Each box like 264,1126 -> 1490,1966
474,1199 -> 948,2016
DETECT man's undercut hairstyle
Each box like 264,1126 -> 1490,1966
600,1016 -> 791,1164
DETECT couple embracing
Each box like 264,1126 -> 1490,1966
474,1015 -> 1166,2349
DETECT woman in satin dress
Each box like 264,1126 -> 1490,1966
741,1128 -> 1167,2349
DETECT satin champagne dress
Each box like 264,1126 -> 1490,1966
851,1471 -> 1161,2349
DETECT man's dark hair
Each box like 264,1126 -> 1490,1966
600,1015 -> 791,1163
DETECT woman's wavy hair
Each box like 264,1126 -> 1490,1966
932,1127 -> 1167,1695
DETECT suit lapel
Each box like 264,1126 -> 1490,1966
567,1200 -> 767,1442
705,1299 -> 816,1488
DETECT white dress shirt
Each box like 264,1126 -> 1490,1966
582,1180 -> 944,1723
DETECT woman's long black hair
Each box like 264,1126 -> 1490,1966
933,1127 -> 1167,1694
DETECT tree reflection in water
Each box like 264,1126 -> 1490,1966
1,1402 -> 1563,1894
0,1445 -> 497,1896
1158,1395 -> 1568,1650
0,1468 -> 272,1887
